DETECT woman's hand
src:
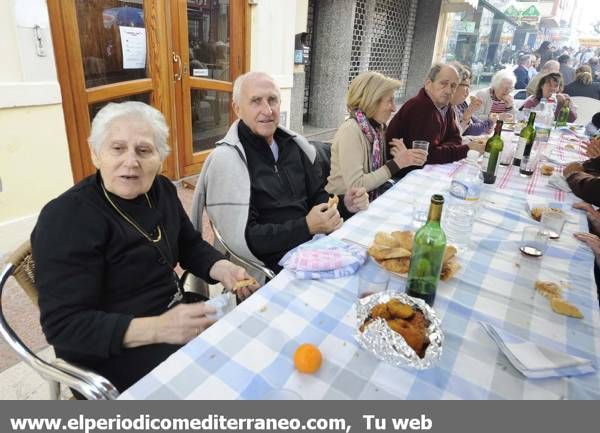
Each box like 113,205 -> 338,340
123,302 -> 217,348
574,232 -> 600,262
343,187 -> 369,213
389,138 -> 427,168
209,259 -> 260,300
501,92 -> 514,108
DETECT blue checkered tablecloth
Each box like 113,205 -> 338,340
120,133 -> 599,400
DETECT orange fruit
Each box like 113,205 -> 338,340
294,343 -> 322,374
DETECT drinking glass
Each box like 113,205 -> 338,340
386,273 -> 407,293
412,196 -> 429,229
519,154 -> 536,177
540,210 -> 566,239
357,257 -> 389,298
520,226 -> 549,257
412,140 -> 429,153
499,134 -> 516,165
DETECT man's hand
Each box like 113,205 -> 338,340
574,232 -> 600,262
344,187 -> 369,213
563,161 -> 584,178
585,137 -> 600,159
466,137 -> 486,154
306,203 -> 342,235
573,201 -> 595,214
209,259 -> 260,301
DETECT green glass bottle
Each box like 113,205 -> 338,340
482,120 -> 504,184
555,99 -> 570,127
513,112 -> 536,166
406,194 -> 446,306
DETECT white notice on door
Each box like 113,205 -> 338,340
119,26 -> 146,69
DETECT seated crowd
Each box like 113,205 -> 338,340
30,62 -> 600,395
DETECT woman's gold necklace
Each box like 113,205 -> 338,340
101,183 -> 162,243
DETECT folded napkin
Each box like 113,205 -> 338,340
278,235 -> 367,279
547,174 -> 571,192
480,321 -> 595,379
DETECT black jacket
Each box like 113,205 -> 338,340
31,173 -> 224,391
239,121 -> 350,271
563,81 -> 600,99
567,157 -> 600,207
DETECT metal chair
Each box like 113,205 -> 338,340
0,240 -> 119,400
210,220 -> 276,281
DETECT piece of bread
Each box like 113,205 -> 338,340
440,258 -> 461,281
531,207 -> 562,222
540,164 -> 554,176
374,232 -> 399,248
233,278 -> 258,291
534,280 -> 562,298
443,245 -> 457,264
550,297 -> 583,319
327,195 -> 339,209
391,231 -> 414,251
380,257 -> 411,274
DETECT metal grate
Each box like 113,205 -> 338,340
303,0 -> 316,122
348,0 -> 417,97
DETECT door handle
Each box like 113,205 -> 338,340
173,51 -> 182,81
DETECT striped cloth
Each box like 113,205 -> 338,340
120,130 -> 599,400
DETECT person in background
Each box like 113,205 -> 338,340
385,63 -> 485,180
474,69 -> 516,121
31,102 -> 259,393
450,62 -> 493,136
513,54 -> 531,90
325,71 -> 426,199
527,60 -> 560,96
588,57 -> 600,82
528,54 -> 540,81
585,112 -> 600,137
558,54 -> 576,86
564,65 -> 600,100
535,41 -> 554,69
192,72 -> 369,274
522,72 -> 577,122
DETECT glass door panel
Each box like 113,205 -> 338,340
191,89 -> 230,153
75,0 -> 149,88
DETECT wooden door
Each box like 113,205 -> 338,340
47,0 -> 248,182
171,0 -> 249,177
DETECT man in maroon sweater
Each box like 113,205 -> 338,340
386,63 -> 485,179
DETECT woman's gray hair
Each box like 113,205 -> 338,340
232,71 -> 281,105
490,69 -> 516,90
88,101 -> 170,161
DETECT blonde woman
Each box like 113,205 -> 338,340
326,71 -> 427,199
564,65 -> 600,99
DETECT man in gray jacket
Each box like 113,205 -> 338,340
192,72 -> 368,277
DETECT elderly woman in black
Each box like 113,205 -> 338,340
31,101 -> 258,393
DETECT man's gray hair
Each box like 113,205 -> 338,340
88,101 -> 170,161
518,54 -> 530,65
232,71 -> 281,104
541,60 -> 560,73
490,69 -> 516,90
426,63 -> 459,82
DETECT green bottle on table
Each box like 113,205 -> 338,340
555,99 -> 570,127
406,194 -> 446,306
513,112 -> 536,166
482,120 -> 504,184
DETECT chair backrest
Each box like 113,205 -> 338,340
310,140 -> 332,185
569,96 -> 600,126
0,241 -> 119,400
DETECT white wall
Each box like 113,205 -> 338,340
0,0 -> 73,256
249,0 -> 299,128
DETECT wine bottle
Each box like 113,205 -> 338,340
482,120 -> 504,184
406,194 -> 446,306
555,99 -> 570,127
513,112 -> 536,166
